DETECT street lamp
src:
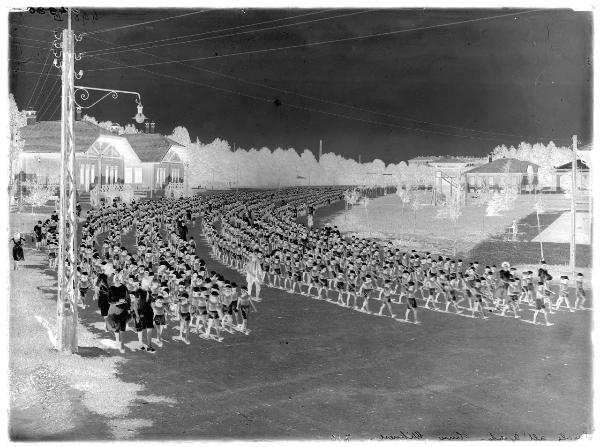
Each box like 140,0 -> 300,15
73,86 -> 147,192
133,102 -> 147,124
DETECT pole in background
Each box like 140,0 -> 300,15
56,9 -> 78,353
319,139 -> 322,161
570,135 -> 577,278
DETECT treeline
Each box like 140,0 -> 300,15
168,127 -> 437,189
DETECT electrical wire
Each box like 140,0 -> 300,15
10,69 -> 59,76
37,76 -> 61,118
9,35 -> 52,44
85,10 -> 374,57
82,9 -> 334,55
83,28 -> 568,143
47,98 -> 62,120
83,9 -> 212,35
25,45 -> 53,108
86,53 -> 521,143
85,9 -> 544,72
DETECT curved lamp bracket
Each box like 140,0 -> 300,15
73,85 -> 143,112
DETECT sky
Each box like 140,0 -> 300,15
8,7 -> 593,164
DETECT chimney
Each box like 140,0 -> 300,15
144,122 -> 150,134
150,121 -> 155,134
319,139 -> 322,161
75,106 -> 82,121
25,109 -> 37,125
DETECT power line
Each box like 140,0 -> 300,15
9,35 -> 52,44
85,9 -> 374,57
84,9 -> 212,35
32,51 -> 58,110
10,23 -> 56,33
85,9 -> 544,73
10,69 -> 60,76
89,54 -> 273,103
82,16 -> 567,143
37,76 -> 61,118
25,45 -> 53,109
82,9 -> 333,55
10,42 -> 50,51
86,53 -> 515,142
47,98 -> 62,120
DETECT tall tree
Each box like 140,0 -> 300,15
9,94 -> 27,182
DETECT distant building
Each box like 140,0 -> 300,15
464,158 -> 540,193
407,155 -> 487,169
17,114 -> 186,197
553,159 -> 590,191
407,156 -> 487,203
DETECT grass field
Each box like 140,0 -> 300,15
9,196 -> 594,440
325,193 -> 591,260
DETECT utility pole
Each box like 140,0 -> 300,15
570,135 -> 577,277
56,8 -> 78,353
319,139 -> 322,161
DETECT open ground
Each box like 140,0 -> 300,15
9,192 -> 593,440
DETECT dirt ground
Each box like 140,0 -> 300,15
9,195 -> 594,440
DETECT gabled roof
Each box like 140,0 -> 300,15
123,133 -> 182,163
429,156 -> 486,164
555,159 -> 590,171
21,120 -> 111,153
20,120 -> 183,164
465,158 -> 540,174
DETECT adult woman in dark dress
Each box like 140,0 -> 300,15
11,232 -> 25,270
95,263 -> 114,330
107,274 -> 130,354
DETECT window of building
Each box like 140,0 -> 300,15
134,167 -> 143,184
125,168 -> 133,184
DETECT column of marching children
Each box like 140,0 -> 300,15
31,187 -> 588,354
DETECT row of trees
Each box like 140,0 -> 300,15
81,115 -> 140,135
168,127 -> 438,189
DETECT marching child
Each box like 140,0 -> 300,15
358,275 -> 374,314
151,292 -> 171,347
574,273 -> 586,310
554,276 -> 575,312
533,282 -> 553,326
237,286 -> 257,334
78,271 -> 91,309
422,273 -> 439,310
204,290 -> 223,340
404,281 -> 420,324
335,272 -> 346,306
500,278 -> 521,318
177,292 -> 192,344
377,280 -> 397,318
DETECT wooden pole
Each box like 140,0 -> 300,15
570,135 -> 577,276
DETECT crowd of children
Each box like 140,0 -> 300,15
29,187 -> 588,353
